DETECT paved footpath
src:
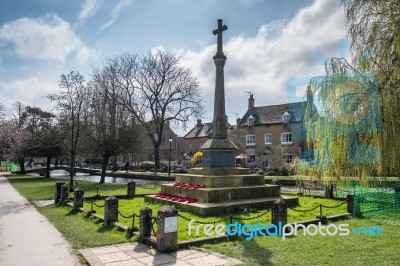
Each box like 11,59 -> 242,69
80,243 -> 242,266
0,175 -> 82,266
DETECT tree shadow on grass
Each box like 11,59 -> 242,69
6,175 -> 53,184
65,209 -> 80,216
235,236 -> 274,266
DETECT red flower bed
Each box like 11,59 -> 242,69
154,193 -> 197,203
173,182 -> 205,189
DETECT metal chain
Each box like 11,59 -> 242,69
320,200 -> 348,209
93,199 -> 105,208
231,209 -> 271,221
288,205 -> 320,212
136,184 -> 161,190
117,208 -> 136,219
82,196 -> 93,203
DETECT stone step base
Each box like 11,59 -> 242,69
175,173 -> 265,187
145,195 -> 299,216
161,184 -> 280,203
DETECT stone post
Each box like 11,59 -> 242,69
54,181 -> 65,204
139,207 -> 153,243
127,181 -> 136,198
346,194 -> 354,214
272,198 -> 287,226
156,206 -> 178,252
60,184 -> 69,204
324,183 -> 334,199
104,196 -> 118,226
73,187 -> 84,210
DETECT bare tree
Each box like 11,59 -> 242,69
88,65 -> 140,183
110,50 -> 204,168
8,101 -> 25,129
49,71 -> 89,189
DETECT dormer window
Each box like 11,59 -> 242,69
247,115 -> 254,126
282,111 -> 290,124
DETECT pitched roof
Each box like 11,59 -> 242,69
184,122 -> 213,139
238,101 -> 307,126
183,121 -> 233,139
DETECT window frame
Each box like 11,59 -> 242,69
281,132 -> 292,144
247,115 -> 254,126
246,134 -> 256,146
264,133 -> 272,145
282,111 -> 290,124
282,154 -> 293,164
246,148 -> 256,163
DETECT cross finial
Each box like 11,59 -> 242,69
213,19 -> 228,57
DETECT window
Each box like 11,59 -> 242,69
281,132 -> 292,144
247,115 -> 254,126
246,134 -> 256,145
282,111 -> 290,124
265,134 -> 272,144
246,148 -> 256,163
283,154 -> 293,164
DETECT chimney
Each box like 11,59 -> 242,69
196,119 -> 202,126
306,85 -> 313,102
248,93 -> 255,109
236,117 -> 241,125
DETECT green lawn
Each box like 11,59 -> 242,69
205,218 -> 400,265
5,174 -> 400,265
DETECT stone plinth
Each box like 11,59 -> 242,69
144,170 -> 299,216
161,184 -> 280,203
201,139 -> 237,168
176,169 -> 264,187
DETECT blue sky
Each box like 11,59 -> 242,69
0,0 -> 348,134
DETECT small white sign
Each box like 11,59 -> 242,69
164,216 -> 178,233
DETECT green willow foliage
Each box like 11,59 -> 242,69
298,58 -> 382,179
297,1 -> 400,180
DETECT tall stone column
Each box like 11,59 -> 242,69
212,56 -> 227,139
201,19 -> 237,169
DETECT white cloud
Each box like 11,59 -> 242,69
0,13 -> 95,64
98,0 -> 134,32
76,0 -> 104,27
176,0 -> 347,122
1,77 -> 58,107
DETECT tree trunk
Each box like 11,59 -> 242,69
19,157 -> 26,174
100,156 -> 109,184
69,152 -> 74,190
154,145 -> 160,171
45,156 -> 51,178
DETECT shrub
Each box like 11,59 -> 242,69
280,166 -> 289,176
191,151 -> 203,166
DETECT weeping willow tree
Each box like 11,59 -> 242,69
298,58 -> 382,180
344,0 -> 400,176
297,0 -> 400,180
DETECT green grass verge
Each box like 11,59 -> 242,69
204,218 -> 400,265
39,205 -> 133,250
6,174 -> 400,265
